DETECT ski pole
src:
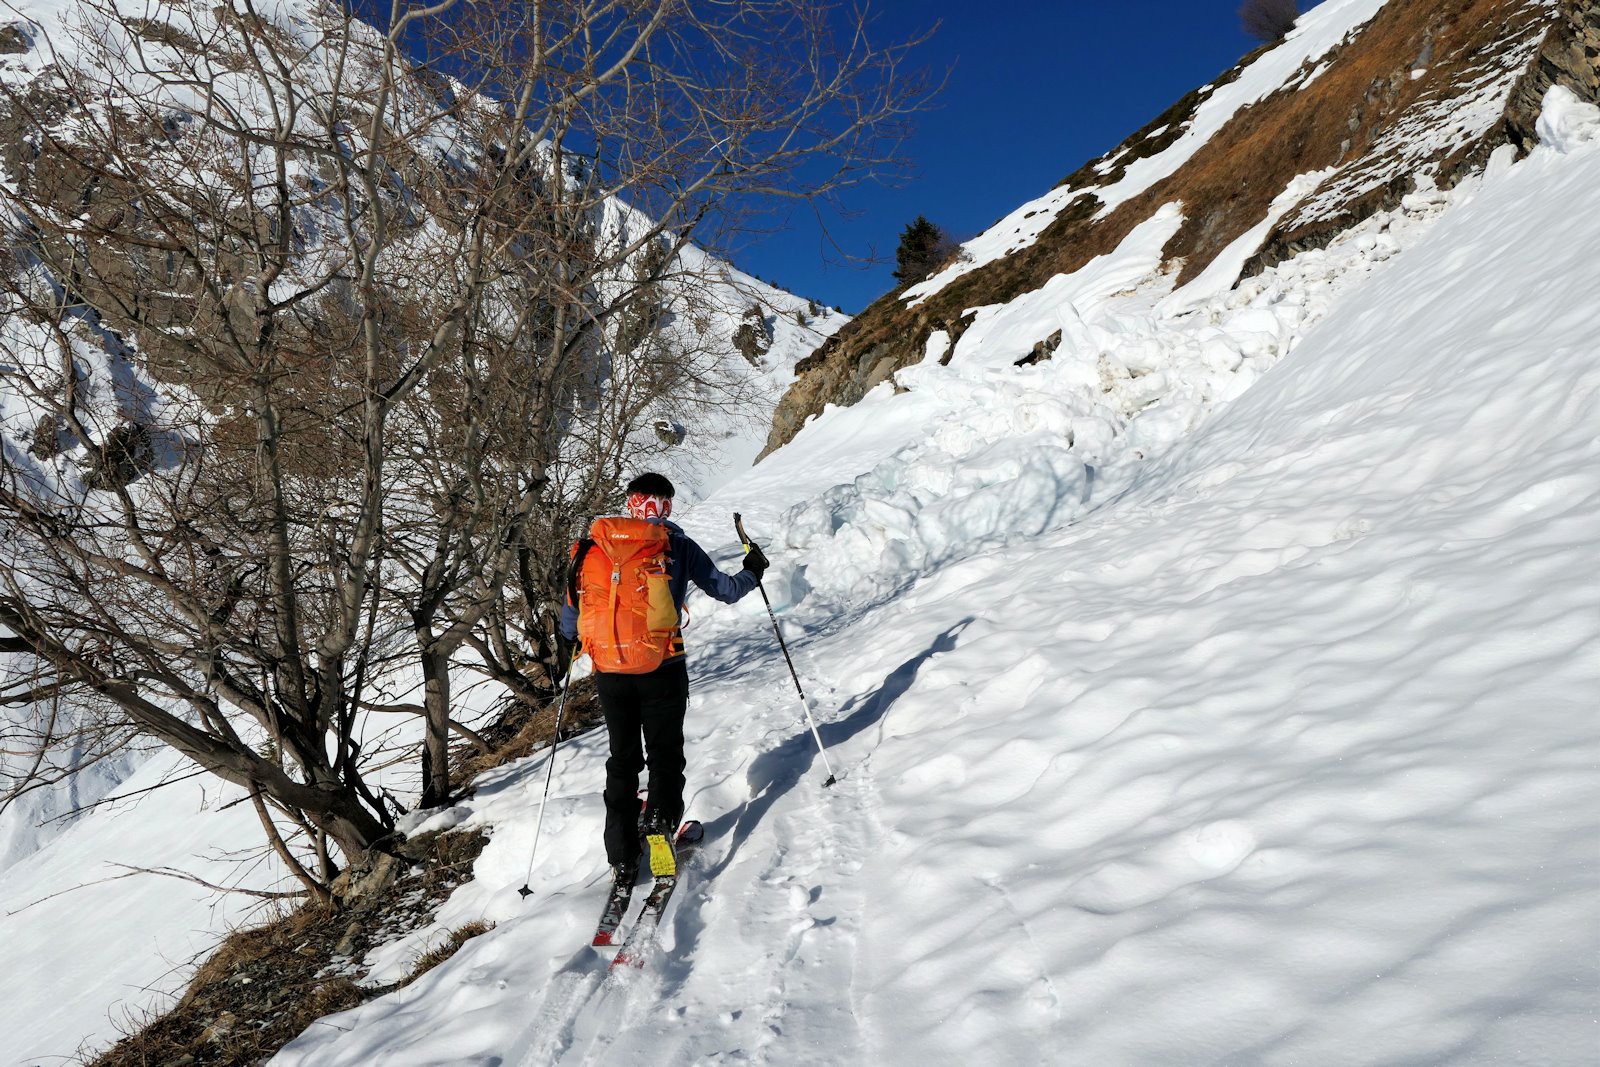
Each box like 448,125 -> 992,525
735,513 -> 837,788
519,653 -> 577,899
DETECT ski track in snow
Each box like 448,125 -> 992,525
520,671 -> 881,1066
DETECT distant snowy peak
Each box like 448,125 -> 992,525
763,0 -> 1594,458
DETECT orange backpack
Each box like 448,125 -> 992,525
570,517 -> 682,674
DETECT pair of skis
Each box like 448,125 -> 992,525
591,819 -> 704,970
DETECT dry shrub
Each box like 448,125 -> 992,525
92,905 -> 360,1066
454,676 -> 603,783
91,659 -> 649,1064
406,921 -> 496,983
178,905 -> 327,999
91,830 -> 492,1066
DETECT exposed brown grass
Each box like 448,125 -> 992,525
405,920 -> 496,983
1162,0 -> 1554,281
932,0 -> 1545,303
91,826 -> 495,1066
454,675 -> 602,784
91,903 -> 369,1067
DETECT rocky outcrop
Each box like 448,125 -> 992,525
1505,0 -> 1600,136
765,301 -> 966,452
1251,0 -> 1597,275
83,422 -> 154,489
0,23 -> 30,54
732,304 -> 773,366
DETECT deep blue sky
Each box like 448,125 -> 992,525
728,2 -> 1266,313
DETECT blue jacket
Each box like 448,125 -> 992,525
559,519 -> 757,656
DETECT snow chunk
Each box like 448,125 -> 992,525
1536,85 -> 1600,155
953,203 -> 1185,369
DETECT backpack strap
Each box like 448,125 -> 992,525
567,538 -> 594,609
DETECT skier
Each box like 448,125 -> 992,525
558,472 -> 768,887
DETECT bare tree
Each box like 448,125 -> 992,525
0,0 -> 932,886
1239,0 -> 1300,43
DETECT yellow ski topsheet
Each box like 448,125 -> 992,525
645,832 -> 677,877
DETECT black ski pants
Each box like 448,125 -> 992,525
597,658 -> 690,865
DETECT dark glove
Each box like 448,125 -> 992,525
554,632 -> 579,681
742,542 -> 770,581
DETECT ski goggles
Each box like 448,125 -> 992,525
626,492 -> 673,520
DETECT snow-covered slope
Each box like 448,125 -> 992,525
647,244 -> 846,505
3,0 -> 1596,1061
262,90 -> 1600,1067
0,750 -> 288,1063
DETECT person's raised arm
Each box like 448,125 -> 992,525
683,535 -> 762,604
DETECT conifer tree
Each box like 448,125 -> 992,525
1239,0 -> 1299,42
893,216 -> 952,285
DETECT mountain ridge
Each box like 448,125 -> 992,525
762,0 -> 1596,458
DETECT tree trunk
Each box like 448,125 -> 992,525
419,643 -> 452,808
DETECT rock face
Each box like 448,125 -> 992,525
761,0 -> 1599,460
0,23 -> 29,53
732,304 -> 773,366
1251,0 -> 1597,274
766,303 -> 963,451
1508,0 -> 1600,130
82,422 -> 154,489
